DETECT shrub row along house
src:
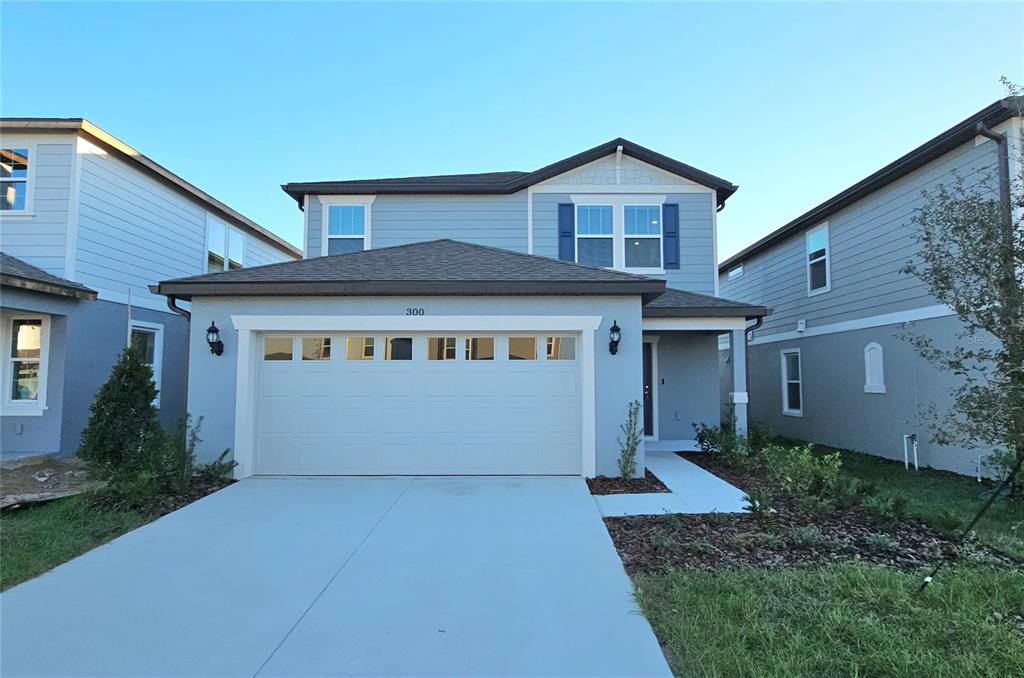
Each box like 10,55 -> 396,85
0,120 -> 300,459
718,97 -> 1022,476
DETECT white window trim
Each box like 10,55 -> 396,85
623,203 -> 663,271
806,222 -> 831,296
320,195 -> 375,257
863,342 -> 886,394
1,313 -> 50,416
130,320 -> 164,407
205,215 -> 246,272
570,194 -> 667,274
781,348 -> 803,417
0,142 -> 37,217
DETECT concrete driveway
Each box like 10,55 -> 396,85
1,477 -> 670,677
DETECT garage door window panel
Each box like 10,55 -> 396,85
302,337 -> 331,361
264,337 -> 293,361
427,337 -> 457,361
465,337 -> 494,361
345,336 -> 375,360
508,337 -> 537,361
385,337 -> 413,360
546,336 -> 577,360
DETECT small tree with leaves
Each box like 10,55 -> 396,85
901,83 -> 1023,489
78,345 -> 163,481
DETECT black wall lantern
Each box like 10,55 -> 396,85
206,322 -> 224,356
609,320 -> 621,355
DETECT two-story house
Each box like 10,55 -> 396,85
156,139 -> 767,478
0,119 -> 301,460
718,98 -> 1022,476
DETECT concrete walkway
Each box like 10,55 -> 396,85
1,477 -> 670,678
594,451 -> 748,517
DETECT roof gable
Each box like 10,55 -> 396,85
282,138 -> 737,208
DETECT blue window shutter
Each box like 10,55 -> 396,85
558,203 -> 575,262
662,203 -> 680,269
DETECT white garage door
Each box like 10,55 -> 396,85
254,332 -> 581,475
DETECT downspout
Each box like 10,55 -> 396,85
976,122 -> 1012,223
745,315 -> 763,339
166,295 -> 191,320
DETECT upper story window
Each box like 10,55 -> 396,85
624,205 -> 662,269
806,223 -> 830,295
727,264 -> 744,280
327,205 -> 367,255
575,205 -> 614,267
207,218 -> 245,272
1,147 -> 30,212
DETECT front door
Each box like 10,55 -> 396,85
642,341 -> 654,437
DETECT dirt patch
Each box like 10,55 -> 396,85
603,453 -> 1018,574
0,456 -> 104,508
587,470 -> 670,495
91,476 -> 235,519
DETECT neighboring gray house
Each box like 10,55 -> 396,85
157,139 -> 767,478
0,119 -> 301,460
719,98 -> 1023,476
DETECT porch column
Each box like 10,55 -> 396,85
730,329 -> 749,436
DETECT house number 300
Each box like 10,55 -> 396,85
406,308 -> 425,316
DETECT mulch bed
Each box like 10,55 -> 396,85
91,476 -> 235,519
604,452 -> 1018,574
587,470 -> 670,495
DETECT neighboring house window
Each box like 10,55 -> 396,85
806,223 -> 830,295
781,349 -> 802,416
207,218 -> 245,272
624,205 -> 662,269
727,265 -> 744,280
575,205 -> 614,267
1,147 -> 29,211
345,336 -> 375,360
327,205 -> 367,255
130,322 -> 164,406
864,342 -> 886,394
3,315 -> 48,414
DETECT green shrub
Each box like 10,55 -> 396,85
789,525 -> 827,547
933,507 -> 964,532
110,472 -> 161,509
747,420 -> 776,451
693,421 -> 754,468
78,346 -> 162,481
197,448 -> 237,479
743,488 -> 775,524
984,448 -> 1023,497
618,400 -> 642,478
762,444 -> 842,498
864,494 -> 909,522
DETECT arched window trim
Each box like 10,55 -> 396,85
864,342 -> 886,394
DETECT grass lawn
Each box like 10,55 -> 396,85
0,495 -> 144,591
835,450 -> 1024,560
635,563 -> 1024,678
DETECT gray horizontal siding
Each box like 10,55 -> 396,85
306,195 -> 323,258
0,139 -> 74,277
76,150 -> 208,308
245,233 -> 296,267
372,193 -> 528,251
721,139 -> 1000,336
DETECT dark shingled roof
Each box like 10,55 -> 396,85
283,138 -> 738,209
156,239 -> 666,301
719,97 -> 1024,272
643,287 -> 769,319
1,252 -> 97,300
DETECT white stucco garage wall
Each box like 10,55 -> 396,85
186,295 -> 643,477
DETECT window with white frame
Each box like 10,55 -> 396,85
727,264 -> 744,280
326,205 -> 367,255
1,147 -> 30,212
130,322 -> 163,406
806,223 -> 830,294
781,349 -> 802,416
863,342 -> 885,393
624,205 -> 662,269
575,205 -> 614,267
207,218 -> 245,272
3,315 -> 48,413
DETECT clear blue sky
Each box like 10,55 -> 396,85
3,2 -> 1022,259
